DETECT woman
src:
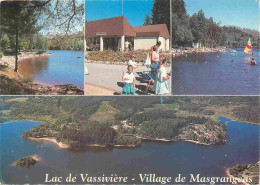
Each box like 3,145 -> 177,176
121,65 -> 136,95
152,59 -> 170,95
151,46 -> 160,75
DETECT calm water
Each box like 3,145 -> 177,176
172,49 -> 260,95
18,50 -> 84,88
1,117 -> 259,184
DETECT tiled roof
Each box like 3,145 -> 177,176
85,16 -> 170,39
85,16 -> 136,38
134,24 -> 170,39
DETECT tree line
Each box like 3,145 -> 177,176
145,0 -> 259,48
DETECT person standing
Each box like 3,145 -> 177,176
156,41 -> 162,54
121,65 -> 136,95
152,59 -> 170,95
151,46 -> 160,75
125,40 -> 130,53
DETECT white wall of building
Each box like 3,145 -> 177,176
134,37 -> 170,51
134,37 -> 157,50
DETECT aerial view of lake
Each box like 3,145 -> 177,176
1,117 -> 258,184
18,50 -> 84,88
172,49 -> 260,95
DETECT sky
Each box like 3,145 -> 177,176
85,0 -> 259,30
85,0 -> 153,26
185,0 -> 259,30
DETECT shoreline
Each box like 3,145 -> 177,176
170,47 -> 236,57
26,137 -> 138,149
181,139 -> 211,146
136,136 -> 172,142
216,114 -> 259,126
1,51 -> 50,70
1,66 -> 84,95
27,137 -> 71,149
1,51 -> 84,95
138,136 -> 212,146
225,168 -> 249,185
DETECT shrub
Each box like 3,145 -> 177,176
21,76 -> 33,84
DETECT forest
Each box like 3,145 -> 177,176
146,0 -> 260,48
1,96 -> 259,148
1,28 -> 84,52
0,0 -> 84,71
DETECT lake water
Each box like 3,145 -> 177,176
1,117 -> 259,184
172,49 -> 260,95
18,50 -> 84,88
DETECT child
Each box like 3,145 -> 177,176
128,55 -> 139,69
121,65 -> 136,95
152,59 -> 170,95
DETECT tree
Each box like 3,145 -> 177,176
152,0 -> 170,30
143,13 -> 152,26
152,0 -> 193,46
0,0 -> 84,72
172,0 -> 186,18
38,0 -> 84,36
1,1 -> 41,72
0,34 -> 10,50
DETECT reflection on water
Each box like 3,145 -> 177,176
19,56 -> 49,77
172,49 -> 260,95
18,50 -> 84,88
1,118 -> 259,184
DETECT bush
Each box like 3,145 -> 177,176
86,50 -> 170,63
21,76 -> 33,84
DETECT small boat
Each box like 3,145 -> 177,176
77,56 -> 82,58
244,38 -> 257,65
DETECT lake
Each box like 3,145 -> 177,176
1,117 -> 259,184
18,50 -> 84,88
172,49 -> 260,95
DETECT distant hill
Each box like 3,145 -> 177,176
239,28 -> 260,39
222,26 -> 260,48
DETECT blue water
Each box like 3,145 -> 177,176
172,49 -> 260,95
19,50 -> 84,88
1,118 -> 259,184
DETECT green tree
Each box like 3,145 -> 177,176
152,0 -> 170,30
143,13 -> 152,26
0,1 -> 41,72
152,0 -> 193,46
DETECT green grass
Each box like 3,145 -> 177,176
90,101 -> 119,123
165,103 -> 177,109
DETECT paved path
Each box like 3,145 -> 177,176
85,63 -> 171,95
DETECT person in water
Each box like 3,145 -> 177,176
121,65 -> 136,95
251,58 -> 257,65
152,58 -> 170,95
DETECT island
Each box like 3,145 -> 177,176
14,155 -> 40,168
